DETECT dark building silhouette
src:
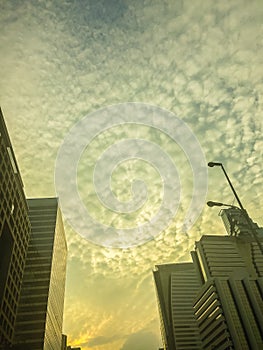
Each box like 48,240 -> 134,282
61,333 -> 81,350
154,207 -> 263,349
0,109 -> 68,349
0,109 -> 31,346
61,334 -> 67,350
14,198 -> 67,349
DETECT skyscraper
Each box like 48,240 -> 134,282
153,263 -> 202,349
14,198 -> 67,350
0,109 -> 31,346
0,109 -> 68,349
154,207 -> 263,349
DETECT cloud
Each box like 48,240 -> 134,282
84,335 -> 121,347
120,330 -> 159,350
1,1 -> 263,349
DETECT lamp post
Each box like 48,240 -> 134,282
207,162 -> 263,255
208,162 -> 244,210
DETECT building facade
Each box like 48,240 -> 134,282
154,207 -> 263,349
14,198 -> 67,350
153,263 -> 202,349
0,109 -> 31,346
0,109 -> 68,349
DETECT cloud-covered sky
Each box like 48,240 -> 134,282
1,0 -> 263,349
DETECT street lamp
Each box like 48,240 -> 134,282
208,162 -> 244,210
208,162 -> 263,254
207,201 -> 240,209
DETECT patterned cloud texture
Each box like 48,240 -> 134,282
1,0 -> 263,349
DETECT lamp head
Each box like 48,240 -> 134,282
207,201 -> 224,207
208,162 -> 222,167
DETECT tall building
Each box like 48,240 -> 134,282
0,109 -> 68,349
14,198 -> 67,350
0,109 -> 31,346
153,263 -> 202,350
154,207 -> 263,350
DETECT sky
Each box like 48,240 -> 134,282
1,0 -> 263,349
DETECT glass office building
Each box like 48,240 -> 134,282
14,198 -> 67,350
0,109 -> 31,346
0,109 -> 68,349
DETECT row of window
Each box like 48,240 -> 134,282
0,311 -> 13,342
